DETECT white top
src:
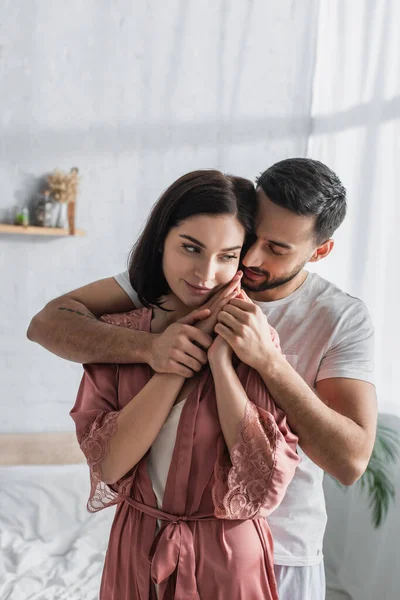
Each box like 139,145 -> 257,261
115,270 -> 375,566
147,400 -> 187,509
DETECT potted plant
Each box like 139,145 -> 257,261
358,419 -> 400,527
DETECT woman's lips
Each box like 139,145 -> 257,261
243,267 -> 265,281
184,281 -> 214,295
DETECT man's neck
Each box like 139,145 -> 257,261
247,269 -> 309,303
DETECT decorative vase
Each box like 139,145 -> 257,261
50,201 -> 59,227
55,203 -> 69,228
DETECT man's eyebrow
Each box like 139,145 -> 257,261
266,239 -> 293,250
179,234 -> 242,252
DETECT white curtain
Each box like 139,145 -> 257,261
307,0 -> 400,417
308,2 -> 400,599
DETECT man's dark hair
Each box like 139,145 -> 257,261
128,169 -> 256,308
256,158 -> 347,244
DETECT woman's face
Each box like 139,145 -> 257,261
162,213 -> 245,307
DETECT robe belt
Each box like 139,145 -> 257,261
122,496 -> 217,600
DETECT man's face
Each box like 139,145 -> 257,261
242,188 -> 317,293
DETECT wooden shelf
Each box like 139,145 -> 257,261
0,224 -> 85,237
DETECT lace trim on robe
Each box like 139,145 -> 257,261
212,400 -> 279,520
100,307 -> 147,329
81,308 -> 147,512
81,412 -> 120,512
211,324 -> 298,520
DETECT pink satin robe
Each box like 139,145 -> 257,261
70,308 -> 300,600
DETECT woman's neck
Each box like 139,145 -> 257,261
150,294 -> 193,333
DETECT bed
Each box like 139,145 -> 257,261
0,433 -> 115,600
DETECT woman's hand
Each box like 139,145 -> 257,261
208,334 -> 233,368
150,272 -> 241,378
195,271 -> 242,337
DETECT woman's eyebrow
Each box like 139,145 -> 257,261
179,234 -> 241,252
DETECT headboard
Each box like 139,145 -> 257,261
0,432 -> 86,465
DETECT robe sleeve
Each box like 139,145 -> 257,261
70,363 -> 124,512
212,327 -> 301,520
70,309 -> 146,512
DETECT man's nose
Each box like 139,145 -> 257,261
242,243 -> 263,267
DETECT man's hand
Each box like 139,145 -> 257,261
214,290 -> 276,371
149,309 -> 213,378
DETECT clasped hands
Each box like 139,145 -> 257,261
150,272 -> 276,377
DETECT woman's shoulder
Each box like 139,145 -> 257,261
100,307 -> 152,331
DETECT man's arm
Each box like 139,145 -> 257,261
256,359 -> 376,486
27,277 -> 142,363
215,295 -> 378,486
27,277 -> 211,374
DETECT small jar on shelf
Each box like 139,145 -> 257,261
35,190 -> 53,227
14,206 -> 30,227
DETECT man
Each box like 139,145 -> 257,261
27,158 -> 377,600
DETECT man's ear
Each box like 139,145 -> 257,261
309,239 -> 334,263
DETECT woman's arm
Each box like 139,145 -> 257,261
101,373 -> 185,484
208,340 -> 248,452
209,335 -> 300,520
72,364 -> 186,486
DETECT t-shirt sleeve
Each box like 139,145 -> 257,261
113,271 -> 143,308
316,299 -> 375,385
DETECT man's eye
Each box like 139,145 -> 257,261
182,244 -> 199,253
269,246 -> 284,257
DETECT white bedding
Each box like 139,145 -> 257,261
0,464 -> 115,600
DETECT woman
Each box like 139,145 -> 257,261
70,170 -> 300,600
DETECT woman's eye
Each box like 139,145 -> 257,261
182,244 -> 199,253
221,254 -> 238,262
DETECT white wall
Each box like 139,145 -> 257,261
0,0 -> 319,432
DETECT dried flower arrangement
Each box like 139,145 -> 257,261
47,167 -> 79,204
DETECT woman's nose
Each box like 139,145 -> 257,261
194,260 -> 216,283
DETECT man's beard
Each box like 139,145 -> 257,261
242,261 -> 307,293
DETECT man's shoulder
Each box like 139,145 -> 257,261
306,273 -> 373,342
308,272 -> 369,314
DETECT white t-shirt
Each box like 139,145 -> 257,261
114,270 -> 375,566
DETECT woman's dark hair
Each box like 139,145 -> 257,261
256,158 -> 347,244
128,169 -> 256,308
